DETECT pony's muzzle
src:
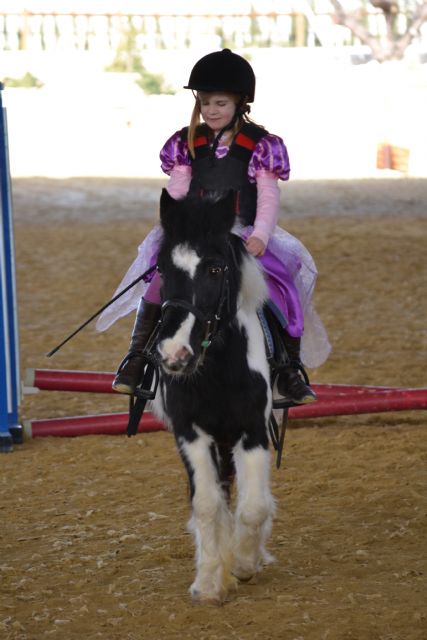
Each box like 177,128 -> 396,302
157,342 -> 194,374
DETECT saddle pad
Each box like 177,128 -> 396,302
257,302 -> 289,363
257,308 -> 274,359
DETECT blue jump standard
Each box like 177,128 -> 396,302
0,82 -> 23,452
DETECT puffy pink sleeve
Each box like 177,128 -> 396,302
159,130 -> 192,175
247,133 -> 290,182
250,173 -> 281,246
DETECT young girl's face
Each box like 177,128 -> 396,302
198,92 -> 238,134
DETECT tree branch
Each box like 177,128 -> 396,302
330,0 -> 427,62
393,1 -> 427,58
329,0 -> 387,61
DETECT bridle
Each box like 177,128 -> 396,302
159,234 -> 243,360
160,260 -> 231,360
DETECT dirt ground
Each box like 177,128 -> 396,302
1,177 -> 427,640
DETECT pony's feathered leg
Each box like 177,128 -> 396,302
232,440 -> 275,581
179,429 -> 235,604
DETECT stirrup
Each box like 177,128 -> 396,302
134,351 -> 160,400
112,349 -> 151,395
277,361 -> 317,405
127,352 -> 160,437
271,368 -> 297,410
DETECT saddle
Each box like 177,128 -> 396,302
257,302 -> 288,370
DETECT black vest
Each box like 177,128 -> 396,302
181,123 -> 268,227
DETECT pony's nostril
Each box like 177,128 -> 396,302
166,361 -> 181,372
176,346 -> 191,364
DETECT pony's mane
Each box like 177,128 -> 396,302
159,189 -> 236,248
239,252 -> 268,313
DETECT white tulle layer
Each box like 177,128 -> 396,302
265,226 -> 331,368
96,224 -> 331,369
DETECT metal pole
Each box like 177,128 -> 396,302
0,82 -> 22,452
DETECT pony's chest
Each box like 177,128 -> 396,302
160,346 -> 269,438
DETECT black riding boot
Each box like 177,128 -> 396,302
112,299 -> 161,395
277,334 -> 317,405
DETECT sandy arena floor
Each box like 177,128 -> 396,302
1,177 -> 427,640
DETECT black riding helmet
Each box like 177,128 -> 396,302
184,49 -> 256,102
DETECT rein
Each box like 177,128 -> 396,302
46,264 -> 158,357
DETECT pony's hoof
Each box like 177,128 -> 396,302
191,588 -> 223,607
232,565 -> 257,582
224,573 -> 239,592
234,572 -> 255,583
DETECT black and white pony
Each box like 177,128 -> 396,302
151,189 -> 275,604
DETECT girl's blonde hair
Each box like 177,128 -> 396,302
187,93 -> 252,158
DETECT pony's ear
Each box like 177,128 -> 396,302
159,188 -> 178,233
160,187 -> 175,213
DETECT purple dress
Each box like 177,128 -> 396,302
97,130 -> 331,369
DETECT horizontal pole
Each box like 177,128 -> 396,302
24,388 -> 427,438
25,368 -> 418,397
24,412 -> 165,438
311,383 -> 412,396
289,389 -> 427,420
25,368 -> 116,394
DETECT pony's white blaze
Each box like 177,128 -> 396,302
157,313 -> 195,364
172,243 -> 201,279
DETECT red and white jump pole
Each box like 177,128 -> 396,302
23,367 -> 427,438
24,369 -> 427,438
24,412 -> 165,438
290,388 -> 427,418
25,368 -> 419,398
25,368 -> 116,394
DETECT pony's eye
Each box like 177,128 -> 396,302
209,266 -> 223,276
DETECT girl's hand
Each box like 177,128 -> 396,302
246,236 -> 266,257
